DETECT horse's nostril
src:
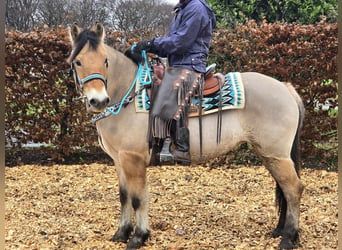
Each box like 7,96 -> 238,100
89,98 -> 97,106
104,97 -> 110,106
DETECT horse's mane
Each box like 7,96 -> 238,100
69,29 -> 100,62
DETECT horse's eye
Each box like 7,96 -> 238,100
104,58 -> 108,67
75,60 -> 82,67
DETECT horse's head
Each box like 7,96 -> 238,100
68,23 -> 110,113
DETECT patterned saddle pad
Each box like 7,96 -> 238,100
135,72 -> 245,117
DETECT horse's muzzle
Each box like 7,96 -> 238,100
87,97 -> 110,113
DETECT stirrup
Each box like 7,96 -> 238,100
157,138 -> 174,165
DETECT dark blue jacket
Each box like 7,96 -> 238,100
153,0 -> 216,73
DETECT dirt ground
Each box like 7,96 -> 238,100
5,163 -> 337,249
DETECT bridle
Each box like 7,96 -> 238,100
91,49 -> 153,122
70,58 -> 109,99
69,48 -> 152,122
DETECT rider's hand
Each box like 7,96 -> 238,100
135,39 -> 155,53
124,39 -> 155,65
124,47 -> 143,65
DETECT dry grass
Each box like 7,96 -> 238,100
5,164 -> 337,249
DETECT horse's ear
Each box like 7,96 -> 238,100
69,23 -> 81,46
91,22 -> 105,42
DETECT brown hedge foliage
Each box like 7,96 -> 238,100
209,19 -> 337,166
5,27 -> 98,159
5,21 -> 337,167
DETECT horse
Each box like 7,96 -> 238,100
67,23 -> 305,249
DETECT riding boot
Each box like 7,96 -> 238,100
157,137 -> 175,165
173,127 -> 191,165
150,138 -> 163,166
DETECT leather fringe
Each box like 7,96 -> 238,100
147,68 -> 202,148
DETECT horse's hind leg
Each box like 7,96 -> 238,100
264,157 -> 304,249
115,151 -> 150,249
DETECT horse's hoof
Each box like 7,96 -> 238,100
279,238 -> 295,249
126,228 -> 150,249
110,224 -> 133,243
279,235 -> 299,249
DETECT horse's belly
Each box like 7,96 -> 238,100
188,110 -> 244,163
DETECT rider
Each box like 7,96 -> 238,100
126,0 -> 216,165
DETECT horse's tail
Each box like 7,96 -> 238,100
276,82 -> 305,214
286,82 -> 305,174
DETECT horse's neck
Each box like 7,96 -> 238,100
106,46 -> 138,102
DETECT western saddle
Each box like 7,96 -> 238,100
151,62 -> 225,97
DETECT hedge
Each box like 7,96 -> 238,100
209,19 -> 337,168
5,20 -> 337,167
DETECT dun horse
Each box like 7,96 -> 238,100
67,23 -> 305,249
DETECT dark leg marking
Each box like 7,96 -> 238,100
119,187 -> 128,205
132,197 -> 140,211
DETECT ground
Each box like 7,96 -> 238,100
5,163 -> 337,249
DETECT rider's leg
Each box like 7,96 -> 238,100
171,119 -> 191,165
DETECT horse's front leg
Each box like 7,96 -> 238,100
110,183 -> 133,243
111,151 -> 150,249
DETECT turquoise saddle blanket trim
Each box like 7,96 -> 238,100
135,72 -> 245,116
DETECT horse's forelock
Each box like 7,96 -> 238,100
69,29 -> 101,62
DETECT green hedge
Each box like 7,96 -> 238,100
5,20 -> 337,168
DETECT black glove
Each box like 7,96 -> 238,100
135,39 -> 155,53
124,39 -> 155,65
124,47 -> 143,65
